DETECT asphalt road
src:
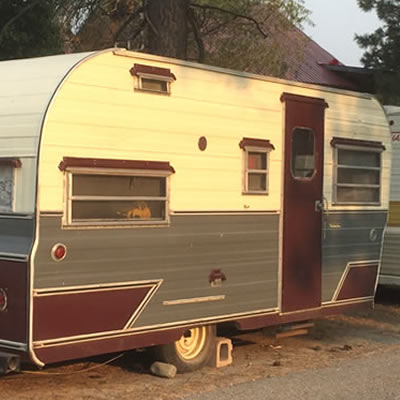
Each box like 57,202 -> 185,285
182,349 -> 400,400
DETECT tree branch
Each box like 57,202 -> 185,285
188,8 -> 205,62
0,0 -> 42,41
143,0 -> 158,36
190,3 -> 268,39
113,6 -> 144,42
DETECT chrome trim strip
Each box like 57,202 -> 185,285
163,295 -> 225,306
0,339 -> 28,352
322,296 -> 374,307
171,211 -> 280,216
0,214 -> 34,220
0,253 -> 28,261
34,280 -> 162,296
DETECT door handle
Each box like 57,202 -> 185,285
315,200 -> 324,212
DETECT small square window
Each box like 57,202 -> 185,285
239,138 -> 274,195
130,63 -> 176,95
141,78 -> 168,93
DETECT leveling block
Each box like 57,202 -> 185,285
209,337 -> 233,368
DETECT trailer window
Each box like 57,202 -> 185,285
0,165 -> 14,212
66,173 -> 170,226
239,137 -> 274,195
334,148 -> 382,205
130,63 -> 176,95
245,150 -> 268,193
291,128 -> 315,179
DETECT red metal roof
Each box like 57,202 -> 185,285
284,28 -> 360,91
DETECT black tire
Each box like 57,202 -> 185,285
152,325 -> 216,373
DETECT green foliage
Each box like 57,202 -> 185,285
356,0 -> 400,70
0,0 -> 310,78
356,0 -> 400,104
0,0 -> 62,61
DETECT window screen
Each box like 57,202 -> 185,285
335,148 -> 381,204
68,173 -> 168,225
0,165 -> 13,212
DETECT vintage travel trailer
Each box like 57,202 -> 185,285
0,49 -> 392,373
380,106 -> 400,286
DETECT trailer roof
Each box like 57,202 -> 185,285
0,51 -> 93,157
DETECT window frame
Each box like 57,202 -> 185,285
239,138 -> 275,195
332,141 -> 383,206
290,127 -> 316,181
136,72 -> 174,95
60,157 -> 174,228
130,63 -> 176,95
64,168 -> 171,227
0,158 -> 21,214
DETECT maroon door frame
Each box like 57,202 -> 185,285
280,93 -> 328,313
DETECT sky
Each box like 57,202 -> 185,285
301,0 -> 382,66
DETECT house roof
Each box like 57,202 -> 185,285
284,29 -> 374,92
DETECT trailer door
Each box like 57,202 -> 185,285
281,93 -> 328,313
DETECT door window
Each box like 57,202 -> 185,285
291,128 -> 315,179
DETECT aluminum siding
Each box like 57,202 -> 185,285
322,211 -> 386,301
34,214 -> 280,326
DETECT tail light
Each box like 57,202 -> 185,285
51,243 -> 67,262
0,289 -> 7,312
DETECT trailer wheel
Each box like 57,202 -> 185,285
152,325 -> 216,373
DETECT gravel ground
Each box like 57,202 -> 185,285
2,290 -> 400,400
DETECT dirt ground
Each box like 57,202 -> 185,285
2,288 -> 400,400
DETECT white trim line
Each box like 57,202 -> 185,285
163,295 -> 225,306
34,280 -> 162,295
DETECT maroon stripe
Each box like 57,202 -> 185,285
239,137 -> 275,150
58,157 -> 175,173
33,286 -> 152,341
33,300 -> 373,365
0,158 -> 22,168
281,92 -> 329,108
235,300 -> 373,331
337,264 -> 378,301
34,328 -> 184,365
130,63 -> 176,80
0,260 -> 28,343
331,137 -> 386,150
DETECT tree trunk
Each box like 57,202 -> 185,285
145,0 -> 189,59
